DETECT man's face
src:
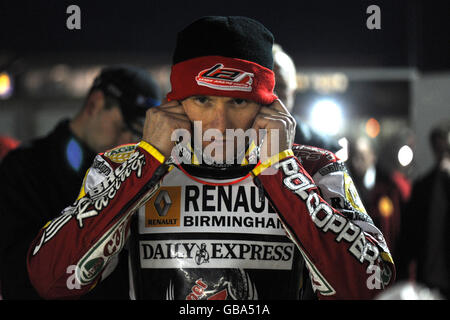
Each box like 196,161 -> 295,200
273,56 -> 296,113
349,138 -> 375,179
274,63 -> 293,111
181,95 -> 261,163
88,105 -> 140,153
433,135 -> 450,162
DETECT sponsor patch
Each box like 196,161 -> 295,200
343,172 -> 367,214
145,187 -> 182,227
318,161 -> 346,176
73,175 -> 161,286
76,213 -> 130,285
278,157 -> 380,267
294,145 -> 336,162
196,63 -> 254,92
104,144 -> 137,163
139,182 -> 284,236
92,157 -> 112,176
75,150 -> 146,228
139,239 -> 294,270
166,270 -> 258,300
165,269 -> 259,300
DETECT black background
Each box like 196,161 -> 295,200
0,0 -> 449,71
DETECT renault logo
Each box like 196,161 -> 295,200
154,190 -> 172,217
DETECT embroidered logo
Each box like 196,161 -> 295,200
195,63 -> 254,92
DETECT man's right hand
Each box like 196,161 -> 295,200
142,100 -> 192,158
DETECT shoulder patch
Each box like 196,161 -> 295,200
318,161 -> 346,176
343,172 -> 367,214
292,144 -> 336,162
103,144 -> 137,163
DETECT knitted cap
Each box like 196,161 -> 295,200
173,16 -> 274,70
167,16 -> 277,105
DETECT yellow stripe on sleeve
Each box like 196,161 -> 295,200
138,140 -> 165,164
76,168 -> 90,200
252,149 -> 294,177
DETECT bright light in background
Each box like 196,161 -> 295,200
335,137 -> 348,161
309,99 -> 343,136
0,72 -> 13,99
398,145 -> 413,166
365,118 -> 380,138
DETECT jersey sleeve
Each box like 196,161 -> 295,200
252,147 -> 395,299
26,141 -> 167,299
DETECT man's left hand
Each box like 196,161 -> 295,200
251,99 -> 296,162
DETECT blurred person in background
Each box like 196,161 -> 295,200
272,44 -> 340,152
347,135 -> 411,258
0,65 -> 161,299
372,133 -> 412,257
271,44 -> 343,298
346,137 -> 377,205
397,119 -> 450,299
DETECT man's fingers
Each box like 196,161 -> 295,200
157,101 -> 187,114
153,99 -> 178,109
251,114 -> 289,144
269,99 -> 290,114
161,110 -> 190,122
254,110 -> 295,131
155,99 -> 185,112
259,104 -> 296,129
148,101 -> 189,121
259,105 -> 290,117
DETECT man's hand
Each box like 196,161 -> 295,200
251,99 -> 296,162
142,100 -> 191,158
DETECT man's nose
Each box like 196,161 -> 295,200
210,103 -> 231,134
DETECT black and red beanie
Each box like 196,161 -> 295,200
167,16 -> 278,105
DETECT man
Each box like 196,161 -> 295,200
27,17 -> 394,300
272,44 -> 341,152
397,120 -> 450,298
347,136 -> 411,258
0,65 -> 161,299
272,44 -> 341,296
346,137 -> 377,205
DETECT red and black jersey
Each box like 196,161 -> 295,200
26,141 -> 395,300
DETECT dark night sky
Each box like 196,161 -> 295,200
0,0 -> 449,70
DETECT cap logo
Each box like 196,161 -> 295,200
195,63 -> 254,92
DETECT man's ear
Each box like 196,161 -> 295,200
84,90 -> 105,116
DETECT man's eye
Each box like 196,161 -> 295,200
194,96 -> 208,104
232,98 -> 247,105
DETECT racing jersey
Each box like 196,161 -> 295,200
27,141 -> 395,300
